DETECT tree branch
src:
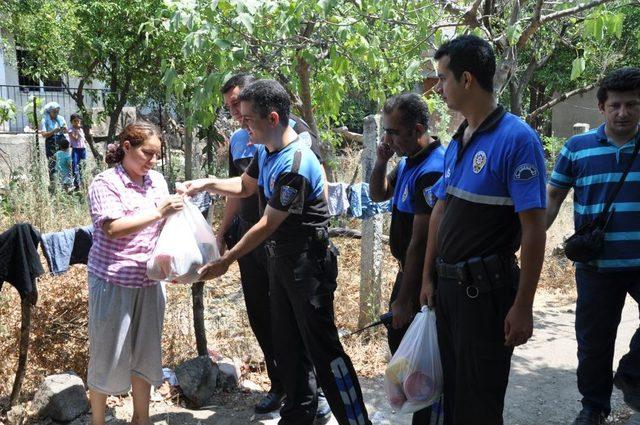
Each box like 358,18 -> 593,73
516,0 -> 544,48
526,83 -> 597,122
541,0 -> 614,24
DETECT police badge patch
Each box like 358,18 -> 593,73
514,163 -> 539,181
472,151 -> 487,173
423,186 -> 436,208
280,185 -> 298,206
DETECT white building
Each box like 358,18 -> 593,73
0,36 -> 107,133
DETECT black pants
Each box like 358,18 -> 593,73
267,242 -> 370,425
227,217 -> 283,393
436,273 -> 517,425
575,267 -> 640,414
388,271 -> 432,425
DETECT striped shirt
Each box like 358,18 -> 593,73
87,165 -> 169,287
550,123 -> 640,271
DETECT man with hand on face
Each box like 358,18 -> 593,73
369,93 -> 444,424
419,35 -> 547,425
547,67 -> 640,425
183,79 -> 371,425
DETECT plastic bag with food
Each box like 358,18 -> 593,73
384,306 -> 443,414
147,198 -> 219,284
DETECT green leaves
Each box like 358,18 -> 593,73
570,56 -> 586,81
584,12 -> 624,41
405,58 -> 422,79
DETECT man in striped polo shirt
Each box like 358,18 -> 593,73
547,67 -> 640,425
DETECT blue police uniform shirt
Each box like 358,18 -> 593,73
550,123 -> 640,272
229,128 -> 261,223
433,106 -> 547,263
228,117 -> 323,224
388,140 -> 445,264
246,133 -> 329,242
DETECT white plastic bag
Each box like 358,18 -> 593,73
147,198 -> 219,284
384,306 -> 443,414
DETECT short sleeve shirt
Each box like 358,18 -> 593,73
246,134 -> 328,242
228,118 -> 323,223
87,165 -> 170,287
435,106 -> 547,263
388,140 -> 445,264
549,124 -> 640,271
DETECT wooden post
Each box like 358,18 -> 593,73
10,297 -> 32,406
191,282 -> 208,356
358,114 -> 383,328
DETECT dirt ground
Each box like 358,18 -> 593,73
34,291 -> 637,425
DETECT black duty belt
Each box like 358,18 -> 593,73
265,228 -> 329,258
436,254 -> 517,298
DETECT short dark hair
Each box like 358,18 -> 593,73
221,73 -> 256,95
58,139 -> 69,150
434,35 -> 496,93
596,67 -> 640,104
238,79 -> 290,127
70,113 -> 82,122
383,93 -> 429,130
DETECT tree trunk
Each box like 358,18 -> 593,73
185,123 -> 193,180
296,55 -> 336,181
10,298 -> 32,406
106,72 -> 133,143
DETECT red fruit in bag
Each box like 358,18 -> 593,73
155,254 -> 172,278
387,383 -> 407,409
404,372 -> 434,401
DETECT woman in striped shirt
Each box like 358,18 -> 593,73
87,121 -> 183,425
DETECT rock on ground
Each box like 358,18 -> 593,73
31,372 -> 89,422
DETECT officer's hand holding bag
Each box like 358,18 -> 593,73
384,306 -> 443,413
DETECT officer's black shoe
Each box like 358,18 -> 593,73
572,408 -> 606,425
255,391 -> 285,414
614,371 -> 640,412
316,391 -> 332,418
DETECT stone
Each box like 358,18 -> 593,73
217,357 -> 240,390
240,379 -> 263,393
175,356 -> 219,408
31,372 -> 89,422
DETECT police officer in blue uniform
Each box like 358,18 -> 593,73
419,35 -> 547,424
185,79 -> 370,425
219,73 -> 328,414
370,93 -> 445,424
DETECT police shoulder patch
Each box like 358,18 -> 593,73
280,185 -> 298,206
423,186 -> 436,208
514,163 -> 539,181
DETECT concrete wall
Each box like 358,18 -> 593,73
551,88 -> 603,139
0,133 -> 98,183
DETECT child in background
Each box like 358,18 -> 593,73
55,139 -> 73,190
68,113 -> 87,188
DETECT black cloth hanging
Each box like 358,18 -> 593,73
0,223 -> 45,303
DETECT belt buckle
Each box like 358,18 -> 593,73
466,285 -> 479,299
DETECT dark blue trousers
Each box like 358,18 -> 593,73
575,267 -> 640,414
